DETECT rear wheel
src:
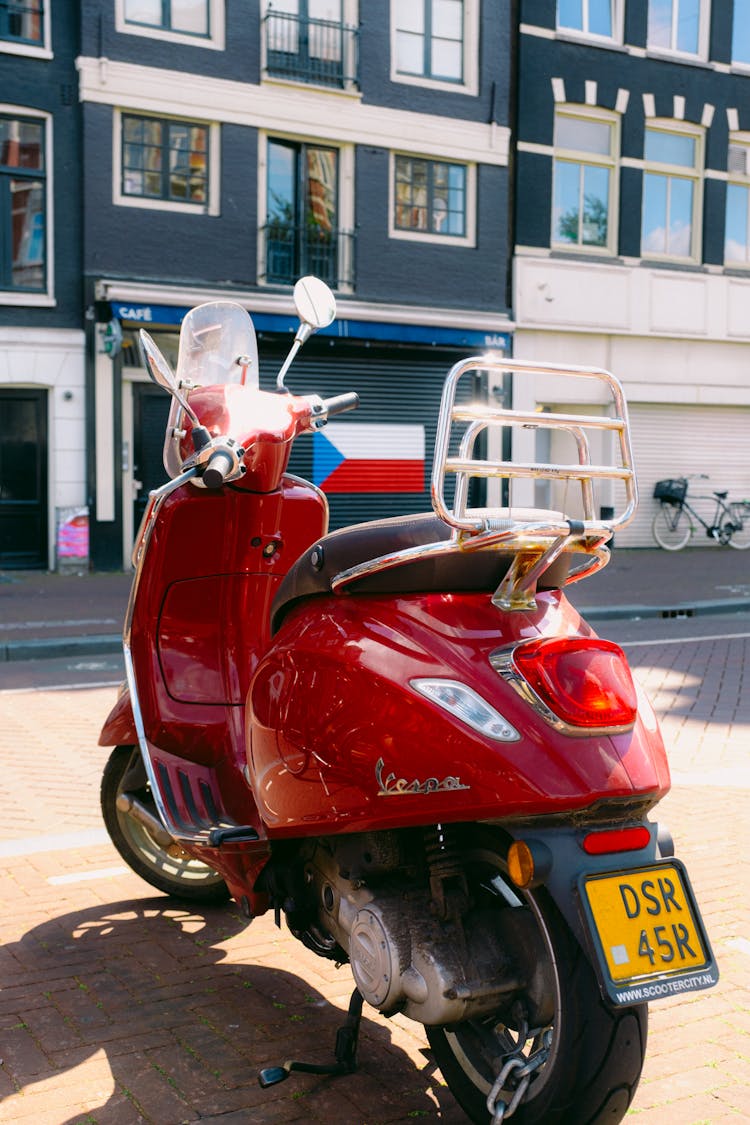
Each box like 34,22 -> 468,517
427,834 -> 647,1124
101,746 -> 229,904
652,505 -> 691,550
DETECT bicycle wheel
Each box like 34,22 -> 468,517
726,503 -> 750,549
652,505 -> 691,550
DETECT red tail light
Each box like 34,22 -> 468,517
512,637 -> 637,731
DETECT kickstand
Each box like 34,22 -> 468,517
258,988 -> 364,1089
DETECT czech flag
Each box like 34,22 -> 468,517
313,423 -> 425,493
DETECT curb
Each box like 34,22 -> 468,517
2,598 -> 749,662
578,597 -> 750,621
0,634 -> 122,663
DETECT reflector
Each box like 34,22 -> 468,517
582,826 -> 651,855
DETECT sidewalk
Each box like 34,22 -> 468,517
1,545 -> 749,661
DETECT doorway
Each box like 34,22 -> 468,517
132,383 -> 171,534
0,387 -> 48,568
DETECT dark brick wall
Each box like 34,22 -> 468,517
0,7 -> 82,328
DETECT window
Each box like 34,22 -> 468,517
732,1 -> 750,66
123,0 -> 209,35
117,0 -> 224,48
0,113 -> 46,293
0,0 -> 50,56
647,0 -> 706,57
391,0 -> 478,94
552,110 -> 617,252
394,156 -> 466,237
1,0 -> 44,45
557,0 -> 615,39
263,138 -> 353,287
725,139 -> 750,266
641,125 -> 702,260
117,113 -> 215,213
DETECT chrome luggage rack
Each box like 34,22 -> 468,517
332,356 -> 638,610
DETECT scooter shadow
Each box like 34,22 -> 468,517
4,896 -> 465,1123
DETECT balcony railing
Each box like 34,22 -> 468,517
263,10 -> 359,90
260,223 -> 355,290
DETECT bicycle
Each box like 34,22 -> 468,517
652,476 -> 750,551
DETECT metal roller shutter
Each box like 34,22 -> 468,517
258,340 -> 480,531
617,403 -> 750,548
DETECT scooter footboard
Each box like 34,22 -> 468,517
502,822 -> 719,1006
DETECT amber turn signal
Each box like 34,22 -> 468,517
508,841 -> 535,888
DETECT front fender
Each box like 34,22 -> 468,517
99,686 -> 136,747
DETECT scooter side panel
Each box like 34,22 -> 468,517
129,478 -> 327,766
247,591 -> 670,836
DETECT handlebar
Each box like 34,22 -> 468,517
323,392 -> 359,417
203,448 -> 235,489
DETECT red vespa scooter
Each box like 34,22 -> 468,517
100,278 -> 717,1125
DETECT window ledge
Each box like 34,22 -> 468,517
638,257 -> 705,272
0,292 -> 55,306
261,74 -> 362,100
0,42 -> 52,59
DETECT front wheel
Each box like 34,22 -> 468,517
427,834 -> 647,1124
101,745 -> 230,904
652,504 -> 691,550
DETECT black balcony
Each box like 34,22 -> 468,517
261,223 -> 355,290
263,10 -> 359,90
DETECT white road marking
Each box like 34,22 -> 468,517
0,828 -> 110,858
0,680 -> 122,694
48,866 -> 129,885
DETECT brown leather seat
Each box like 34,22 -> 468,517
270,512 -> 572,632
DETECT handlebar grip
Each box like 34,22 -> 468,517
203,449 -> 234,489
324,392 -> 359,417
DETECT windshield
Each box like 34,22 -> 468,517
175,301 -> 259,388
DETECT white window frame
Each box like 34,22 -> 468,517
551,106 -> 620,256
256,132 -> 355,293
112,109 -> 221,216
556,0 -> 624,45
641,120 -> 704,264
115,0 -> 226,51
388,152 -> 476,248
0,0 -> 52,59
390,0 -> 479,97
0,104 -> 54,306
724,135 -> 750,268
646,0 -> 710,61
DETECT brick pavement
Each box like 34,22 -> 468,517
0,634 -> 748,1124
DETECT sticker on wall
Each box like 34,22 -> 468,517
313,423 -> 425,493
57,507 -> 89,562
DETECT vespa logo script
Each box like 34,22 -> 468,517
375,757 -> 470,797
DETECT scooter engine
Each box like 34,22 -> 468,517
303,833 -> 550,1027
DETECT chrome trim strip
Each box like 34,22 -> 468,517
121,468 -> 213,846
489,645 -> 636,738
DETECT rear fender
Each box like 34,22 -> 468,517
99,687 -> 136,747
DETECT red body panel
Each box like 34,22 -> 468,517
247,591 -> 670,836
100,475 -> 327,795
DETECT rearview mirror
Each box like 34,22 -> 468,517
294,276 -> 336,331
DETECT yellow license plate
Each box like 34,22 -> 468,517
581,861 -> 718,1004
